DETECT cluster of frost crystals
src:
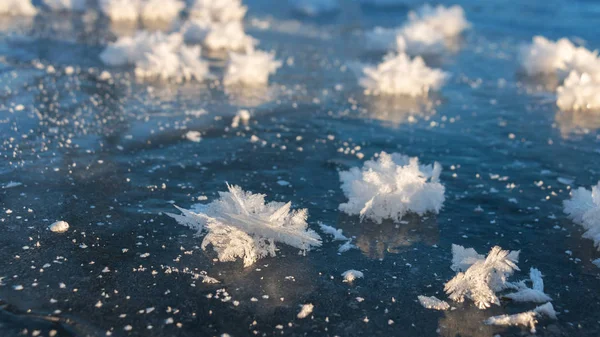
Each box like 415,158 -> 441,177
484,302 -> 557,333
100,32 -> 210,82
42,0 -> 86,11
444,245 -> 520,309
366,4 -> 469,55
556,72 -> 600,111
338,151 -> 445,223
0,0 -> 37,16
189,0 -> 247,23
564,182 -> 600,251
357,53 -> 448,97
290,0 -> 339,17
99,0 -> 184,23
223,49 -> 282,87
167,184 -> 322,267
182,19 -> 256,51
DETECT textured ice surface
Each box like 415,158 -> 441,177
339,151 -> 445,223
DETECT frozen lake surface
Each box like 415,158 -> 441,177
1,1 -> 600,336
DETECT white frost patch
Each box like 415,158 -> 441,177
341,269 -> 363,283
189,0 -> 247,23
99,0 -> 140,22
484,302 -> 557,333
231,109 -> 250,128
418,295 -> 450,311
318,222 -> 348,241
43,0 -> 86,11
100,31 -> 183,66
297,303 -> 314,319
356,53 -> 448,97
338,151 -> 445,223
0,0 -> 37,16
223,49 -> 282,87
49,221 -> 70,233
504,268 -> 552,303
338,239 -> 357,253
167,183 -> 321,267
99,0 -> 184,23
556,71 -> 600,111
185,131 -> 202,143
445,246 -> 520,309
564,182 -> 600,251
182,19 -> 256,51
290,0 -> 339,17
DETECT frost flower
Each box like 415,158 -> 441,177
338,151 -> 445,223
0,0 -> 37,16
183,19 -> 256,51
189,0 -> 247,23
556,71 -> 600,112
167,184 -> 321,267
223,49 -> 282,87
564,182 -> 600,250
357,53 -> 448,97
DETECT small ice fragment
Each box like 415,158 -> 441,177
557,177 -> 574,185
504,268 -> 552,303
49,221 -> 69,233
297,303 -> 314,319
484,302 -> 557,333
341,269 -> 364,283
277,180 -> 290,186
338,240 -> 357,253
185,131 -> 202,143
417,295 -> 450,311
2,181 -> 22,189
318,222 -> 348,241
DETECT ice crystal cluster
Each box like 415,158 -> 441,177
167,184 -> 322,267
357,53 -> 448,97
366,5 -> 469,55
182,19 -> 256,51
420,245 -> 557,333
99,0 -> 185,23
338,152 -> 445,223
520,36 -> 600,111
564,182 -> 600,252
223,49 -> 282,87
100,32 -> 210,82
0,0 -> 37,16
290,0 -> 339,17
42,0 -> 86,11
189,0 -> 247,23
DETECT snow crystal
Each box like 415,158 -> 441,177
0,0 -> 37,16
418,295 -> 450,311
223,49 -> 282,87
564,182 -> 600,250
189,0 -> 247,23
556,71 -> 600,111
43,0 -> 86,11
444,246 -> 520,309
297,303 -> 314,319
318,222 -> 348,241
183,20 -> 256,51
484,302 -> 557,333
338,151 -> 445,223
290,0 -> 339,17
140,0 -> 184,23
341,269 -> 364,283
100,31 -> 183,66
49,221 -> 70,233
356,53 -> 448,97
407,5 -> 470,38
134,45 -> 210,82
167,183 -> 321,267
504,268 -> 552,303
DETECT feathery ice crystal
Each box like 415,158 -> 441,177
223,49 -> 282,87
503,268 -> 552,303
357,53 -> 448,97
444,245 -> 520,309
100,32 -> 210,82
338,151 -> 445,223
43,0 -> 86,11
418,295 -> 450,311
167,184 -> 322,267
0,0 -> 37,16
484,302 -> 557,333
189,0 -> 247,23
557,71 -> 600,111
564,182 -> 600,251
183,19 -> 256,51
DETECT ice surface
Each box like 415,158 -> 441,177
484,302 -> 557,333
564,182 -> 600,250
0,0 -> 37,16
42,0 -> 87,11
167,184 -> 322,267
189,0 -> 247,23
444,246 -> 520,309
356,53 -> 448,97
338,151 -> 445,223
418,295 -> 450,311
223,49 -> 282,86
341,269 -> 364,282
290,0 -> 339,17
